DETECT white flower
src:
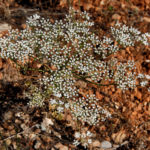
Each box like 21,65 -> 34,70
145,75 -> 150,80
137,73 -> 145,78
81,132 -> 86,138
57,106 -> 64,113
64,103 -> 70,109
33,14 -> 40,20
88,139 -> 92,144
140,81 -> 148,87
74,132 -> 80,138
86,131 -> 93,137
83,142 -> 88,148
54,93 -> 62,98
50,99 -> 57,105
73,139 -> 80,146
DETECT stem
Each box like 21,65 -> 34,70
73,72 -> 117,86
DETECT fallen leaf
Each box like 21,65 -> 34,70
92,140 -> 101,147
112,14 -> 121,20
112,130 -> 127,144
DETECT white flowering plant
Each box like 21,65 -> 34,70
0,8 -> 150,141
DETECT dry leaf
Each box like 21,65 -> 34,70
112,14 -> 121,20
92,140 -> 101,147
75,80 -> 87,88
96,91 -> 104,100
112,130 -> 127,144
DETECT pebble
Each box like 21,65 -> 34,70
101,141 -> 112,149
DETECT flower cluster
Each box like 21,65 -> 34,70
49,98 -> 70,113
73,130 -> 94,148
137,73 -> 150,87
111,22 -> 150,47
24,84 -> 45,107
0,8 -> 149,130
70,95 -> 112,125
39,69 -> 78,99
112,59 -> 137,90
94,36 -> 119,59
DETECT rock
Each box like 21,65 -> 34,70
112,14 -> 121,20
3,111 -> 13,121
92,140 -> 101,147
101,141 -> 112,149
0,23 -> 11,32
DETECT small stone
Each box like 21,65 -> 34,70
101,141 -> 112,149
92,140 -> 101,147
112,14 -> 121,20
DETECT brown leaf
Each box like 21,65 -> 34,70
92,140 -> 101,147
75,80 -> 87,88
112,130 -> 127,144
112,14 -> 121,20
96,91 -> 104,100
